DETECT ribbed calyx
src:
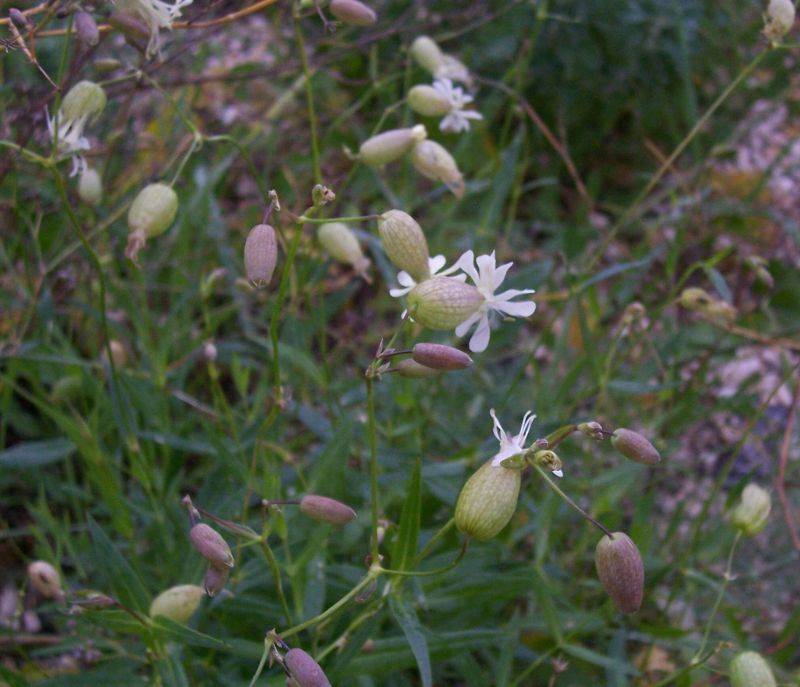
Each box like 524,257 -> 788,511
611,428 -> 661,465
149,585 -> 204,624
594,532 -> 644,614
244,223 -> 278,287
455,459 -> 521,541
729,651 -> 777,687
407,277 -> 483,330
377,210 -> 431,281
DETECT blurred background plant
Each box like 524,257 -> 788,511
1,0 -> 799,685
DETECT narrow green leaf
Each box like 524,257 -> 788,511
0,438 -> 75,468
561,643 -> 639,675
391,456 -> 422,571
152,616 -> 231,650
389,594 -> 432,687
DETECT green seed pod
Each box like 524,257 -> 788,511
359,125 -> 427,167
730,651 -> 777,687
50,373 -> 83,404
407,277 -> 483,330
244,224 -> 278,287
27,561 -> 64,600
455,459 -> 522,540
594,532 -> 644,614
60,80 -> 107,123
203,565 -> 229,597
125,182 -> 178,263
408,84 -> 452,117
410,35 -> 446,75
75,10 -> 100,47
764,0 -> 795,43
299,495 -> 357,525
189,523 -> 234,570
410,139 -> 465,198
412,343 -> 472,370
393,359 -> 441,378
329,0 -> 377,26
78,167 -> 103,206
149,584 -> 204,624
377,210 -> 431,281
731,484 -> 771,536
317,222 -> 370,277
284,648 -> 331,687
611,428 -> 661,465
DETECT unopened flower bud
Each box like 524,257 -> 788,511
299,495 -> 357,525
410,35 -> 445,75
731,483 -> 771,536
9,8 -> 30,29
611,428 -> 661,465
359,125 -> 427,167
244,224 -> 278,287
455,459 -> 521,541
102,339 -> 127,368
78,166 -> 102,206
408,84 -> 452,117
532,449 -> 562,476
578,421 -> 604,441
594,532 -> 644,614
75,10 -> 100,47
730,651 -> 777,687
407,277 -> 483,330
60,80 -> 106,123
27,561 -> 64,599
329,0 -> 377,26
410,139 -> 465,198
764,0 -> 795,43
203,341 -> 218,362
678,287 -> 736,323
377,210 -> 431,281
284,648 -> 331,687
149,584 -> 204,624
189,523 -> 234,569
412,343 -> 472,370
203,565 -> 229,597
317,222 -> 370,277
393,359 -> 441,377
125,182 -> 179,264
51,373 -> 83,404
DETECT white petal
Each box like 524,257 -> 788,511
493,299 -> 536,318
494,288 -> 536,300
429,255 -> 447,273
552,469 -> 563,478
475,252 -> 498,290
489,408 -> 506,443
518,411 -> 536,444
455,250 -> 479,284
490,260 -> 513,291
468,314 -> 492,352
454,311 -> 481,338
397,271 -> 416,287
389,286 -> 412,298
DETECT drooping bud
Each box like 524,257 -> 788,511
410,139 -> 465,198
299,495 -> 357,525
408,84 -> 452,117
359,125 -> 427,167
764,0 -> 795,43
611,429 -> 661,465
594,532 -> 645,614
203,565 -> 229,597
27,561 -> 64,600
729,651 -> 777,687
78,167 -> 103,206
377,210 -> 431,281
329,0 -> 377,26
75,10 -> 100,47
317,222 -> 371,278
455,459 -> 522,541
410,35 -> 446,75
393,359 -> 441,378
60,80 -> 106,123
731,483 -> 771,536
407,277 -> 483,330
578,421 -> 604,441
678,287 -> 736,323
149,584 -> 204,624
284,648 -> 332,687
411,343 -> 472,370
189,523 -> 234,570
244,224 -> 278,287
125,182 -> 179,264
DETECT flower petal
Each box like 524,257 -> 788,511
468,314 -> 492,352
454,311 -> 481,338
397,271 -> 416,287
455,250 -> 479,284
429,255 -> 447,273
490,260 -> 513,291
389,286 -> 413,298
493,299 -> 536,318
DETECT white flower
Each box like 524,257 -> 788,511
489,409 -> 563,477
114,0 -> 193,57
389,254 -> 465,298
433,78 -> 482,133
46,111 -> 91,177
453,250 -> 536,352
435,55 -> 472,87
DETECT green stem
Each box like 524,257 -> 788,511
543,424 -> 577,450
258,539 -> 293,625
381,538 -> 468,576
412,518 -> 455,567
169,138 -> 200,186
366,375 -> 380,564
247,636 -> 274,687
293,15 -> 321,184
297,214 -> 380,224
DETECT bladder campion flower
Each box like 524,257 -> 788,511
113,0 -> 193,58
46,80 -> 107,176
389,255 -> 464,298
408,78 -> 482,133
410,139 -> 465,197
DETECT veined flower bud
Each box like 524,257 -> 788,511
27,561 -> 64,600
730,651 -> 777,687
359,125 -> 427,167
594,532 -> 644,614
189,523 -> 234,570
407,277 -> 483,330
377,210 -> 431,281
149,584 -> 204,624
408,85 -> 452,117
329,0 -> 377,26
731,483 -> 771,536
60,80 -> 106,123
203,565 -> 229,597
455,459 -> 521,540
410,139 -> 465,198
244,224 -> 278,287
317,223 -> 370,277
75,10 -> 100,47
578,421 -> 604,441
764,0 -> 795,43
125,182 -> 178,264
299,495 -> 357,525
410,35 -> 446,75
611,429 -> 661,465
78,167 -> 102,206
285,648 -> 332,687
393,359 -> 441,377
412,343 -> 472,370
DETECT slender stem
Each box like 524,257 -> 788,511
297,214 -> 380,224
293,15 -> 321,184
170,137 -> 200,186
258,540 -> 293,625
531,463 -> 613,537
207,134 -> 271,204
380,538 -> 468,576
366,375 -> 380,564
247,636 -> 274,687
544,424 -> 577,450
412,518 -> 455,567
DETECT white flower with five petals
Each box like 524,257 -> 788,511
389,254 -> 465,298
46,111 -> 92,177
454,250 -> 536,352
433,78 -> 483,134
114,0 -> 193,57
489,409 -> 563,476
